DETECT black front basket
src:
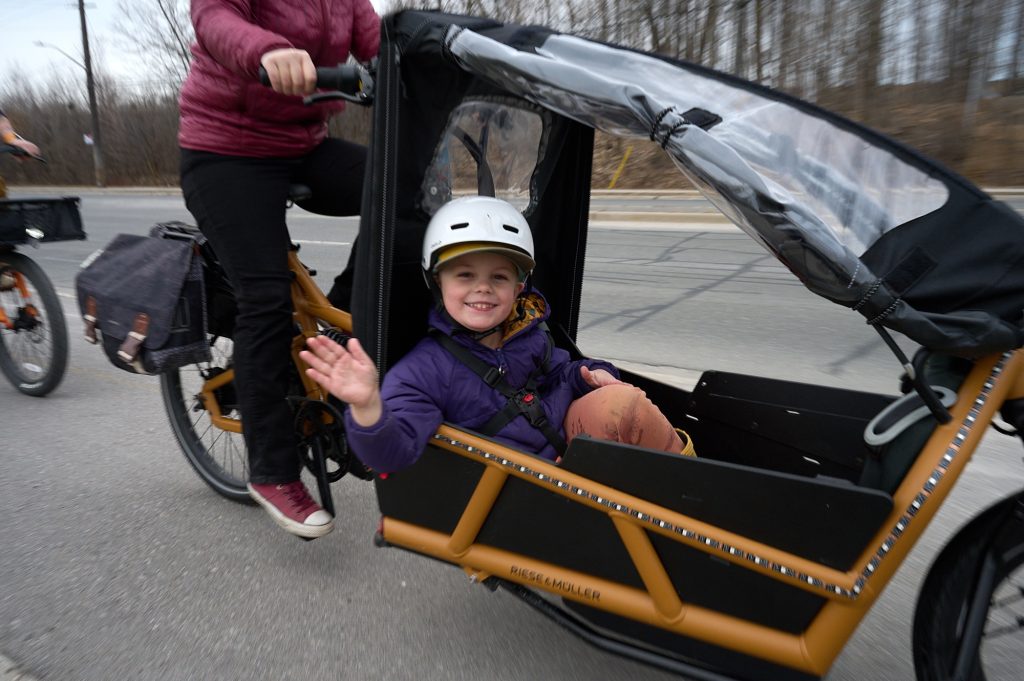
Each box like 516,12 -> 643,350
0,197 -> 86,245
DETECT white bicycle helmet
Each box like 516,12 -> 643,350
422,196 -> 535,281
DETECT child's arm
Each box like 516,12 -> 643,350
301,335 -> 382,426
580,365 -> 623,388
544,343 -> 622,396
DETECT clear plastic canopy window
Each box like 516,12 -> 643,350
445,27 -> 950,297
421,100 -> 546,216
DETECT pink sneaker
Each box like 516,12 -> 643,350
247,481 -> 334,539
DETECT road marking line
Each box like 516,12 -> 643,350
292,240 -> 352,246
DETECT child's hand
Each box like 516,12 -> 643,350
301,335 -> 383,426
580,365 -> 624,389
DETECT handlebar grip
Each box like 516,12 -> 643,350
257,64 -> 363,95
315,66 -> 361,94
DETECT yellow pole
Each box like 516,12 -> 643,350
608,146 -> 633,189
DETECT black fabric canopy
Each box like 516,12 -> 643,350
354,10 -> 1024,367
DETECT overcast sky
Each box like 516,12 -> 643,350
0,0 -> 389,93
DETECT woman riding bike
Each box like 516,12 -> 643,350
178,0 -> 380,540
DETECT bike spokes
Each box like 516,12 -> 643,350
0,254 -> 68,395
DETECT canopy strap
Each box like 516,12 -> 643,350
872,324 -> 952,424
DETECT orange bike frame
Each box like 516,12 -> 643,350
382,350 -> 1024,676
199,248 -> 353,433
0,268 -> 35,330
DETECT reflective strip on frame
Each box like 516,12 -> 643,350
431,352 -> 1010,601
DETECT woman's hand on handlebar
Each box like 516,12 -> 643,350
258,61 -> 375,106
259,48 -> 317,96
1,136 -> 41,160
1,141 -> 43,162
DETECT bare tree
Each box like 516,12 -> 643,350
4,0 -> 1023,188
1014,0 -> 1024,89
855,0 -> 886,125
113,0 -> 194,92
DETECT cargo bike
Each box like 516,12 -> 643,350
165,10 -> 1024,681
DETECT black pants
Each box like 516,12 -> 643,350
180,139 -> 364,483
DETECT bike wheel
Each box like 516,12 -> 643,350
0,251 -> 69,396
913,497 -> 1024,681
160,335 -> 253,504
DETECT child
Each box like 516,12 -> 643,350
301,196 -> 686,473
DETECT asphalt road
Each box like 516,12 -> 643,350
1,191 -> 1022,681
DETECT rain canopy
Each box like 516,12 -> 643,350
438,23 -> 1024,356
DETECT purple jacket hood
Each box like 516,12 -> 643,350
345,290 -> 618,472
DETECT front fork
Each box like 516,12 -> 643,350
946,392 -> 1024,679
0,263 -> 38,331
950,492 -> 1024,680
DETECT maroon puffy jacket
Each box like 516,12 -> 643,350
179,0 -> 380,157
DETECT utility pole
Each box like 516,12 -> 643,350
78,0 -> 105,187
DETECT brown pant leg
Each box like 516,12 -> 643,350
564,384 -> 683,453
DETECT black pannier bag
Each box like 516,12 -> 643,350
75,222 -> 211,374
147,221 -> 237,340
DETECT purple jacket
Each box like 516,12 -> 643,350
345,291 -> 618,473
179,0 -> 380,157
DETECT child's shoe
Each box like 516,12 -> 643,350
247,481 -> 334,539
676,429 -> 697,457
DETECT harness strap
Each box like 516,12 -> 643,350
430,326 -> 567,455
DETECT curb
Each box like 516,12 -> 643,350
589,210 -> 729,223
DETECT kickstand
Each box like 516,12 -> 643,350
289,396 -> 341,518
310,438 -> 336,517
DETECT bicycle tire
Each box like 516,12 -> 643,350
160,334 -> 254,504
0,251 -> 69,396
912,494 -> 1024,681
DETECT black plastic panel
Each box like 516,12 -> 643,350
561,436 -> 893,571
375,444 -> 487,534
475,474 -> 644,588
686,371 -> 895,481
376,442 -> 644,588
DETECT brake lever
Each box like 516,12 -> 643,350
302,69 -> 374,106
302,91 -> 372,106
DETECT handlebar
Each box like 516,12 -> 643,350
0,143 -> 45,163
257,62 -> 375,106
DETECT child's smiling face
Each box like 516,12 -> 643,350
437,251 -> 525,335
